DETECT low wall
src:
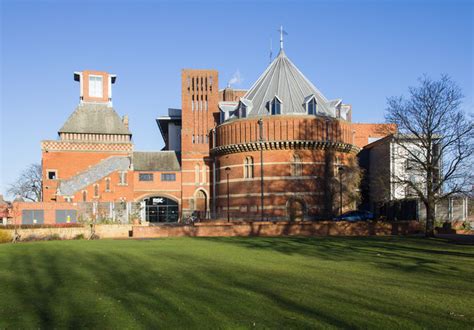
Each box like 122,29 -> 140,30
132,221 -> 423,238
1,222 -> 423,241
3,224 -> 133,241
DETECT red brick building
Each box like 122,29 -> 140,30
33,45 -> 394,224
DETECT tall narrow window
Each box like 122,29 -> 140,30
94,184 -> 99,197
244,156 -> 254,179
201,165 -> 206,183
271,97 -> 281,115
82,190 -> 87,202
292,154 -> 303,176
89,75 -> 103,98
119,171 -> 127,185
307,98 -> 317,115
105,178 -> 111,192
195,164 -> 200,184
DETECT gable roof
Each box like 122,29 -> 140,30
133,151 -> 181,171
240,49 -> 337,118
59,104 -> 131,135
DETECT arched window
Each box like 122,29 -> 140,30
244,156 -> 254,179
307,98 -> 317,115
105,178 -> 111,192
82,190 -> 87,202
291,154 -> 303,176
93,184 -> 99,197
270,97 -> 281,115
195,164 -> 200,184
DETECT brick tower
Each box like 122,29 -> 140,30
180,70 -> 219,217
41,71 -> 133,203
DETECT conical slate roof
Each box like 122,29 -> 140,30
240,49 -> 337,118
59,104 -> 131,135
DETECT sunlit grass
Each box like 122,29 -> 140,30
0,236 -> 473,328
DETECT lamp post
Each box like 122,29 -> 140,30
225,167 -> 231,222
338,166 -> 345,216
257,118 -> 264,222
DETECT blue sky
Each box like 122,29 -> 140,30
1,0 -> 472,197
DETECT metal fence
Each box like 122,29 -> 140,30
76,201 -> 142,224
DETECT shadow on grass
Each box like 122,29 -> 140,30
1,238 -> 473,328
201,236 -> 474,274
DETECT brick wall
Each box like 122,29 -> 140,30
132,221 -> 423,238
351,123 -> 397,148
11,202 -> 79,225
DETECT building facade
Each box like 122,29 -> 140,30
38,47 -> 394,223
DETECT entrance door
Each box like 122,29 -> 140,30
288,199 -> 305,222
194,190 -> 207,219
144,197 -> 179,223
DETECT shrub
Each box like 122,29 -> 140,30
44,234 -> 61,241
21,234 -> 39,242
73,233 -> 85,240
0,230 -> 12,244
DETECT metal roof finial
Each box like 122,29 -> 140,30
278,25 -> 288,50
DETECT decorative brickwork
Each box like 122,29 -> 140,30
42,141 -> 133,152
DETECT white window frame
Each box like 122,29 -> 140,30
89,75 -> 103,98
307,97 -> 317,115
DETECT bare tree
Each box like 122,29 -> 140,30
385,75 -> 473,237
7,163 -> 42,202
323,149 -> 363,218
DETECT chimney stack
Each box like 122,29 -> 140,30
122,115 -> 129,130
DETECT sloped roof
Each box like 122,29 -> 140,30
58,156 -> 131,196
133,151 -> 181,171
59,104 -> 131,135
238,49 -> 337,118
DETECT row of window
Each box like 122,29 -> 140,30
187,76 -> 213,92
192,100 -> 208,111
78,172 -> 175,202
234,96 -> 318,119
139,173 -> 176,182
192,134 -> 209,144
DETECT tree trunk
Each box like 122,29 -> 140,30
425,201 -> 435,237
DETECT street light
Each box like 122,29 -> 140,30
258,118 -> 264,222
225,167 -> 231,222
338,166 -> 345,216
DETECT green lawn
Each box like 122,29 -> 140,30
0,237 -> 473,329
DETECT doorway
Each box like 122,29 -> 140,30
144,196 -> 179,223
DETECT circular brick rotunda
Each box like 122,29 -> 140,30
212,49 -> 359,220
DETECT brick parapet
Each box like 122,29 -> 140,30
214,116 -> 355,149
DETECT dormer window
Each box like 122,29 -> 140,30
270,97 -> 281,115
240,103 -> 247,118
307,98 -> 317,115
